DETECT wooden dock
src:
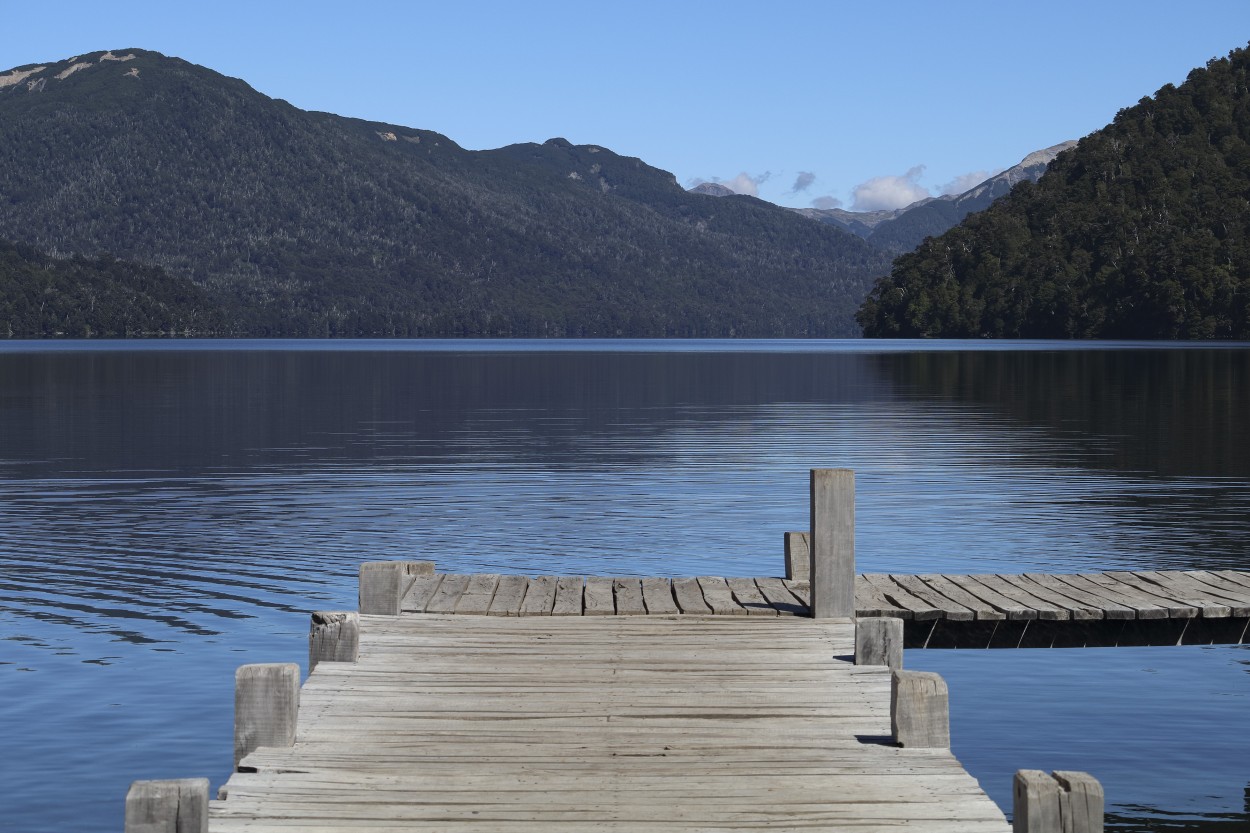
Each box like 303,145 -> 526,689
212,614 -> 1012,832
397,568 -> 1250,648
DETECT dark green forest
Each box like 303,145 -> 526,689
858,44 -> 1250,339
0,50 -> 892,338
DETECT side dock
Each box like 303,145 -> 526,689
127,470 -> 1126,832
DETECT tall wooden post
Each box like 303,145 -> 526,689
309,610 -> 359,672
1014,770 -> 1104,833
234,663 -> 300,769
124,778 -> 209,833
890,669 -> 949,748
809,468 -> 855,619
783,531 -> 810,582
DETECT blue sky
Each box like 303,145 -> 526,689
4,1 -> 1249,210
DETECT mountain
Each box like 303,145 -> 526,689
791,142 -> 1076,254
858,45 -> 1250,339
0,50 -> 893,338
689,182 -> 736,197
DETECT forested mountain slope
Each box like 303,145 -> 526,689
858,45 -> 1250,339
0,50 -> 892,337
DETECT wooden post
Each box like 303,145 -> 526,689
358,560 -> 430,615
1014,770 -> 1104,833
309,610 -> 359,672
855,617 -> 903,668
234,663 -> 299,769
783,531 -> 810,581
890,669 -> 949,748
124,778 -> 209,833
809,468 -> 854,619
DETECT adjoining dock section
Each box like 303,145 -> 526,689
214,614 -> 1011,832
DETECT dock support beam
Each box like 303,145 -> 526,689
890,669 -> 949,747
1013,769 -> 1104,832
783,531 -> 810,581
234,663 -> 300,769
359,560 -> 435,615
856,617 -> 903,667
124,778 -> 209,833
309,610 -> 359,671
809,468 -> 855,619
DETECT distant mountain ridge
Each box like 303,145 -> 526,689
0,49 -> 893,338
789,141 -> 1076,253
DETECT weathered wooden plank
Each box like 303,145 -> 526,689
863,574 -> 943,620
582,576 -> 615,615
455,574 -> 501,615
726,577 -> 779,616
1048,573 -> 1168,619
810,468 -> 855,619
1185,570 -> 1250,604
1210,570 -> 1250,591
640,577 -> 680,615
696,576 -> 747,616
943,574 -> 1038,620
783,531 -> 810,582
613,577 -> 647,616
852,575 -> 910,619
519,575 -> 557,616
402,573 -> 445,613
980,574 -> 1070,621
423,574 -> 472,614
1135,571 -> 1246,616
1095,572 -> 1200,618
754,576 -> 807,616
1020,573 -> 1125,619
784,580 -> 811,609
915,574 -> 1006,621
991,575 -> 1101,621
672,577 -> 712,614
487,575 -> 530,616
551,576 -> 584,616
891,574 -> 975,621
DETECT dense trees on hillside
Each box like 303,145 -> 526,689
0,50 -> 891,337
858,45 -> 1250,339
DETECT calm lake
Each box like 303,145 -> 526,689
1,339 -> 1248,832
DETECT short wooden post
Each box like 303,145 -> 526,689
855,617 -> 903,668
234,663 -> 299,769
359,560 -> 433,614
124,778 -> 209,833
1015,770 -> 1104,833
890,669 -> 949,748
809,468 -> 854,619
783,531 -> 810,581
309,610 -> 359,671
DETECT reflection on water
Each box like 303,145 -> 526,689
1,341 -> 1248,832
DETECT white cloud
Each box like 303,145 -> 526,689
720,171 -> 771,197
791,171 -> 816,193
939,169 -> 1000,196
850,165 -> 930,211
810,195 -> 842,210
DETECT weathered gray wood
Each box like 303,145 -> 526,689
856,617 -> 903,668
1185,571 -> 1250,609
853,575 -> 911,619
784,531 -> 810,582
917,574 -> 1006,621
1211,569 -> 1250,591
613,577 -> 647,616
309,611 -> 359,671
551,576 -> 584,616
359,561 -> 405,615
487,575 -> 530,616
696,576 -> 747,615
863,573 -> 943,620
125,778 -> 209,833
640,577 -> 680,615
753,576 -> 807,616
672,577 -> 712,614
401,573 -> 445,612
1093,572 -> 1199,618
892,574 -> 975,621
891,669 -> 949,748
944,574 -> 1038,620
725,577 -> 779,616
810,468 -> 855,619
982,574 -> 1071,621
1049,573 -> 1168,619
1052,771 -> 1104,833
1021,574 -> 1126,620
784,579 -> 811,608
1133,570 -> 1244,616
583,576 -> 615,615
234,663 -> 299,769
519,575 -> 558,616
424,574 -> 471,614
455,573 -> 501,615
1014,769 -> 1062,833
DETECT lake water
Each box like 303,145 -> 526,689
1,339 -> 1248,832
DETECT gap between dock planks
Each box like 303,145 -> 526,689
216,615 -> 1011,832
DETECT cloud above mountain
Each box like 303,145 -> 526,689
939,169 -> 1000,195
688,172 -> 772,197
850,165 -> 929,211
810,195 -> 843,209
790,171 -> 816,193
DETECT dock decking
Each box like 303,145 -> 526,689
400,569 -> 1250,648
213,614 -> 1011,832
